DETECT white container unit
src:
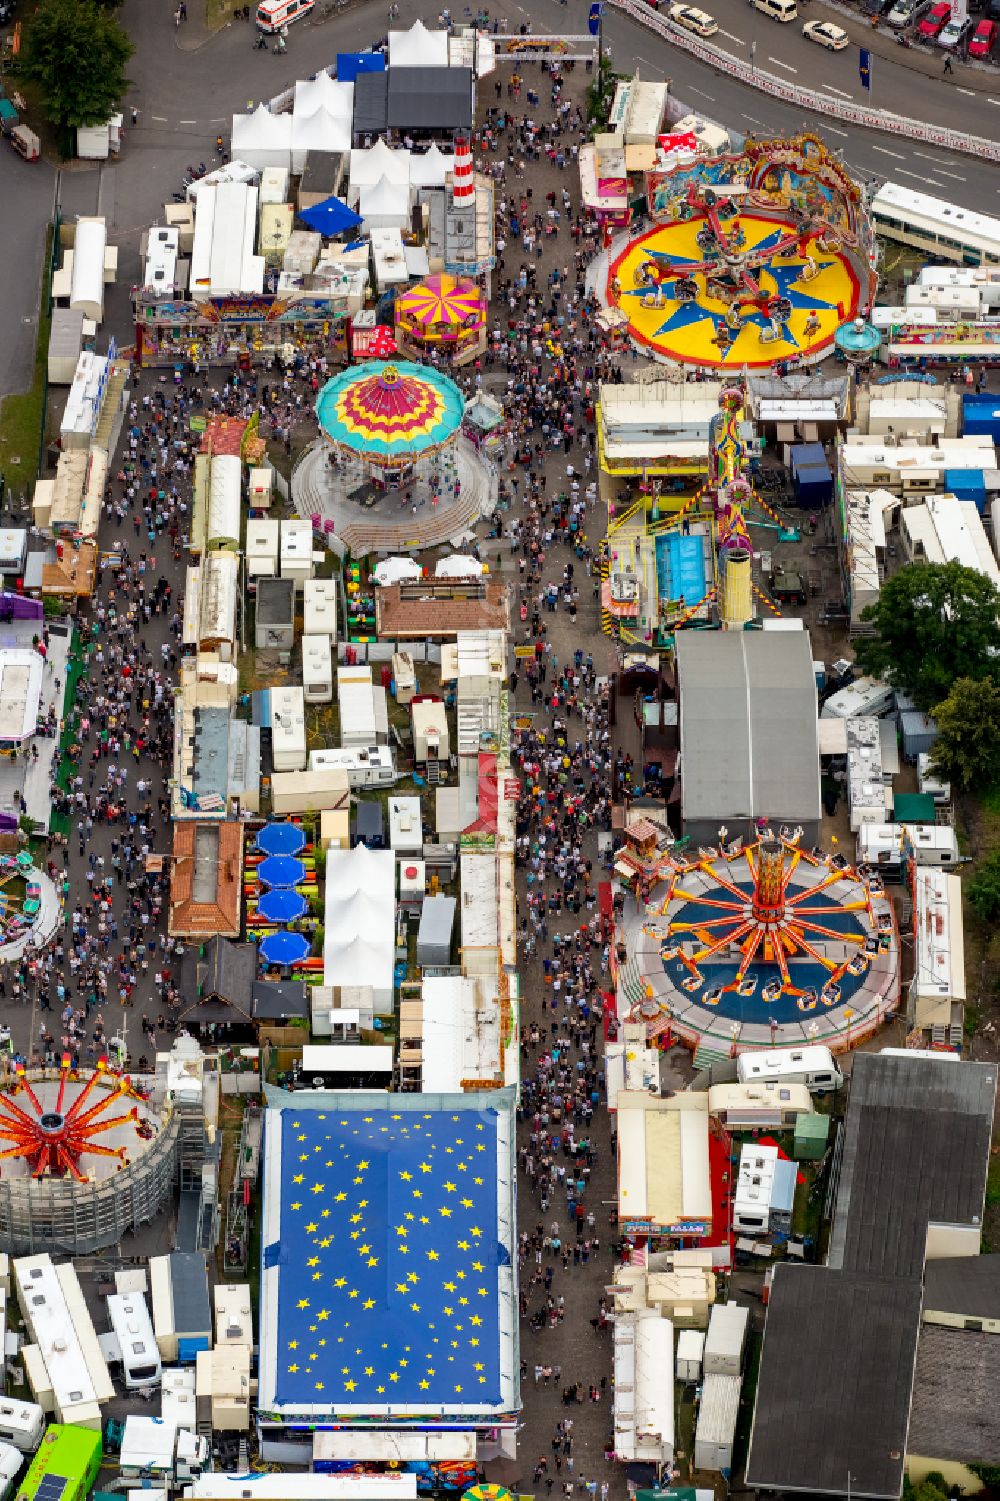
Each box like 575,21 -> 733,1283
309,745 -> 396,789
213,1285 -> 253,1349
69,217 -> 108,322
703,1302 -> 749,1378
271,686 -> 307,771
161,1367 -> 197,1432
0,1442 -> 21,1501
737,1044 -> 843,1096
107,1291 -> 162,1389
302,634 -> 334,704
0,1401 -> 45,1455
149,1255 -> 176,1362
820,676 -> 896,720
246,519 -> 280,583
676,1328 -> 705,1383
303,578 -> 338,642
14,1254 -> 114,1429
280,519 -> 315,583
694,1373 -> 742,1472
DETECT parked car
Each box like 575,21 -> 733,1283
969,15 -> 996,50
769,569 -> 807,606
803,18 -> 850,45
887,0 -> 930,27
937,14 -> 971,43
668,3 -> 719,33
918,2 -> 951,36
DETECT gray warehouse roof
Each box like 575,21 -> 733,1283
829,1053 -> 996,1277
675,630 -> 821,826
745,1266 -> 922,1500
747,1054 -> 997,1501
908,1324 -> 1000,1466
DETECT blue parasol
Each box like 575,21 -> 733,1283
256,821 -> 306,857
257,855 -> 306,889
299,195 -> 363,237
257,888 -> 309,924
260,930 -> 312,968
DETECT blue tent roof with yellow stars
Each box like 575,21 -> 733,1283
259,1097 -> 516,1420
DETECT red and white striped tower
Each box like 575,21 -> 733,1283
452,133 -> 475,205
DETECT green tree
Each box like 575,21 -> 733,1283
24,0 -> 133,142
855,560 -> 1000,711
930,677 -> 1000,793
967,851 -> 1000,925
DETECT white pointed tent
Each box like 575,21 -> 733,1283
349,137 -> 411,190
293,73 -> 354,118
358,174 -> 411,230
323,844 -> 395,1002
408,143 -> 456,188
388,17 -> 449,67
291,75 -> 354,173
230,105 -> 293,173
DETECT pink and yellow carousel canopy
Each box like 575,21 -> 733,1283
396,273 -> 487,338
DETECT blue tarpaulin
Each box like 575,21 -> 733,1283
944,468 -> 986,510
962,393 -> 1000,445
256,821 -> 306,857
299,196 -> 363,237
257,855 -> 306,889
265,1104 -> 503,1408
259,930 -> 312,967
337,51 -> 386,83
256,889 -> 308,924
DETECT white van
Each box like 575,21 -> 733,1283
256,0 -> 313,29
820,676 -> 895,720
0,1401 -> 45,1455
752,0 -> 798,19
737,1044 -> 843,1095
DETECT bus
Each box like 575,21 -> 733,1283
870,182 -> 1000,267
15,1426 -> 101,1501
106,1292 -> 161,1390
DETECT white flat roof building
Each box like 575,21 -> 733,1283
900,493 -> 1000,587
0,649 -> 44,746
190,182 -> 265,300
911,868 -> 966,1032
15,1254 -> 114,1427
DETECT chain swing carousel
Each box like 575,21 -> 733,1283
617,826 -> 900,1056
294,359 -> 494,556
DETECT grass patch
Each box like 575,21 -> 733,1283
0,226 -> 53,501
204,0 -> 237,31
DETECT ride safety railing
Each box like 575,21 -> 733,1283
609,0 -> 1000,162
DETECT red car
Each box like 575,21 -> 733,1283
919,2 -> 950,36
969,17 -> 997,53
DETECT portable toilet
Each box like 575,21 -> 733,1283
793,1112 -> 830,1162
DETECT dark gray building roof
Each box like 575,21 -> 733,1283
353,71 -> 389,137
745,1266 -> 922,1500
169,1251 -> 212,1337
923,1255 -> 1000,1322
387,67 -> 472,130
178,936 -> 258,1026
675,630 -> 821,829
747,1054 -> 997,1500
908,1324 -> 1000,1465
252,978 -> 308,1021
829,1053 -> 996,1277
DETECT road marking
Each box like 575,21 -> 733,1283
956,86 -> 976,95
769,55 -> 797,70
179,119 -> 196,125
717,26 -> 744,41
990,97 -> 1000,104
913,150 -> 947,163
822,84 -> 852,98
823,124 -> 849,136
871,145 -> 905,158
934,168 -> 966,180
898,169 -> 942,186
744,113 -> 762,123
151,115 -> 168,122
688,84 -> 716,98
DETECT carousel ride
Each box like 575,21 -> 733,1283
616,826 -> 900,1055
0,1056 -> 158,1183
293,360 -> 493,555
0,854 -> 61,962
605,135 -> 875,369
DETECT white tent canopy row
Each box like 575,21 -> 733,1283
293,73 -> 354,120
388,17 -> 449,67
291,109 -> 352,169
409,144 -> 455,188
323,845 -> 395,993
374,556 -> 423,586
349,138 -> 412,189
357,176 -> 411,231
231,105 -> 293,173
